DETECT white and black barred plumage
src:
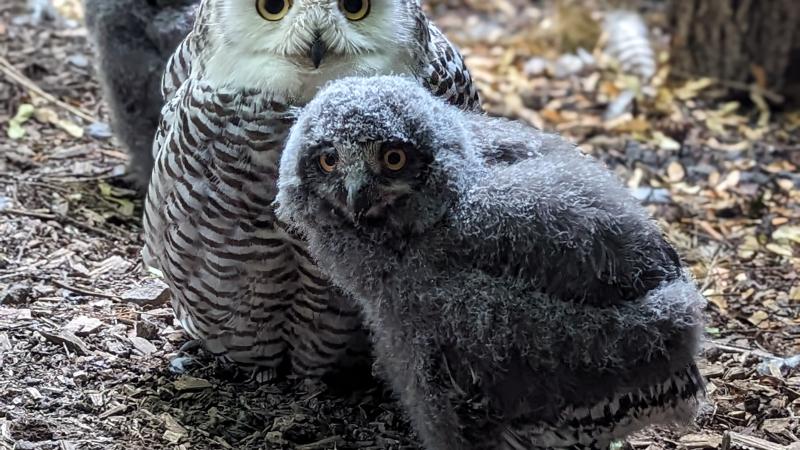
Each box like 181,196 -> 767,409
143,0 -> 480,378
276,76 -> 706,449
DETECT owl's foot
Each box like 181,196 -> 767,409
169,355 -> 198,374
247,367 -> 279,384
177,339 -> 203,354
168,339 -> 204,374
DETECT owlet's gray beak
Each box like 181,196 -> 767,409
309,36 -> 327,69
345,178 -> 370,217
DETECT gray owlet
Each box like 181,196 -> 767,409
84,0 -> 197,190
142,0 -> 480,380
276,76 -> 706,449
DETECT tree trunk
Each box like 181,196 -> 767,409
668,0 -> 800,102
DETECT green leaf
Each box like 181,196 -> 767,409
7,103 -> 35,139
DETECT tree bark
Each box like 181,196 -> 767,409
668,0 -> 800,101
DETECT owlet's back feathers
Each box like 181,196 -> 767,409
276,76 -> 706,449
142,0 -> 480,379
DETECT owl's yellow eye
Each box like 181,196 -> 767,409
339,0 -> 370,21
383,149 -> 406,171
319,153 -> 338,173
256,0 -> 292,21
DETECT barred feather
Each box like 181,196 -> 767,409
502,364 -> 705,449
603,10 -> 656,81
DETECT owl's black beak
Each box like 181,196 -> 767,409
309,36 -> 327,69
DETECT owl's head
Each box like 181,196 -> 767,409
201,0 -> 420,100
277,75 -> 471,238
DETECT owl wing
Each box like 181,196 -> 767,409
453,130 -> 683,305
161,34 -> 194,102
412,6 -> 481,112
153,3 -> 204,160
159,0 -> 210,102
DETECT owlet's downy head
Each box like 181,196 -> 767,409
277,75 -> 472,237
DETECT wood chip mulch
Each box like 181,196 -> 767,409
1,0 -> 798,449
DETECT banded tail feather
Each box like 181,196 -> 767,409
503,364 -> 705,450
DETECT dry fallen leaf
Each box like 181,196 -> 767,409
772,225 -> 800,244
652,132 -> 679,151
667,161 -> 685,183
674,77 -> 714,100
747,311 -> 769,326
54,118 -> 85,138
765,243 -> 793,258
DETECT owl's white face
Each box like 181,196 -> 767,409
202,0 -> 418,103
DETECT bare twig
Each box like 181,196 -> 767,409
0,208 -> 125,241
0,56 -> 96,123
0,208 -> 57,221
51,279 -> 119,301
706,340 -> 776,359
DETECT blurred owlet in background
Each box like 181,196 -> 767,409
276,76 -> 706,449
141,0 -> 480,380
84,0 -> 198,190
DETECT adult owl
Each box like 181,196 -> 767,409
276,76 -> 706,449
142,0 -> 480,380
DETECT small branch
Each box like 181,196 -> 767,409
0,208 -> 56,221
61,216 -> 124,241
0,208 -> 124,241
51,279 -> 119,301
706,340 -> 776,359
0,56 -> 96,123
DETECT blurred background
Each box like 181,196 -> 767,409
0,0 -> 798,449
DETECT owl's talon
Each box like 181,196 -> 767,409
177,338 -> 203,355
169,355 -> 198,374
248,368 -> 279,384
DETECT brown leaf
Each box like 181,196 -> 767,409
747,311 -> 769,326
174,376 -> 212,392
667,161 -> 685,183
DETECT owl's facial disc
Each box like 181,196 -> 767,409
312,142 -> 421,227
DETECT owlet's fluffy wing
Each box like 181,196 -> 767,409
447,127 -> 705,448
453,126 -> 684,306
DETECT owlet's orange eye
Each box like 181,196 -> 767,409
256,0 -> 292,21
383,149 -> 406,171
319,152 -> 338,173
339,0 -> 370,21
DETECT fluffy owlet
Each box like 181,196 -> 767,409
84,0 -> 197,189
276,76 -> 706,449
142,0 -> 480,379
